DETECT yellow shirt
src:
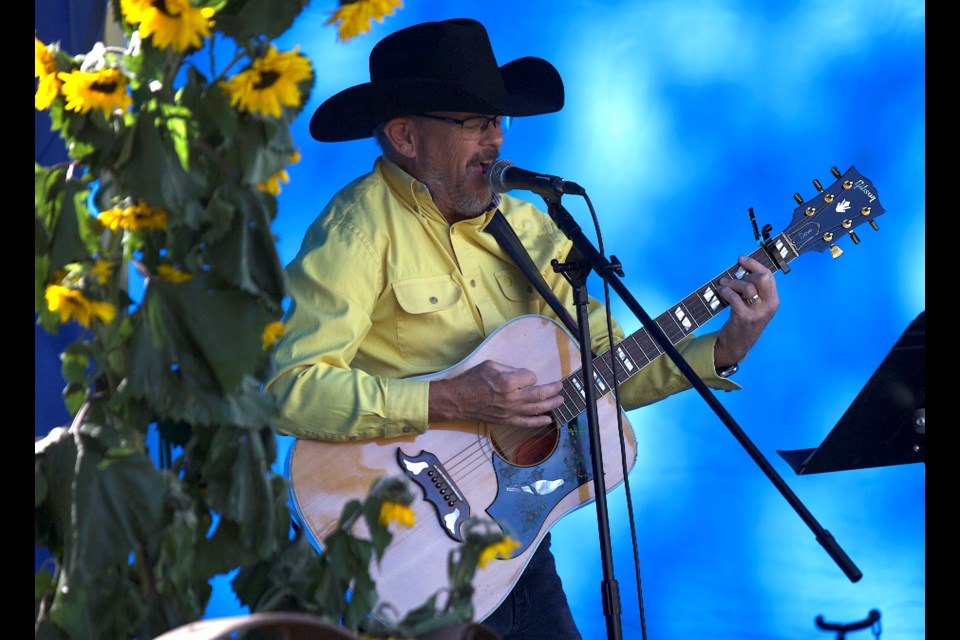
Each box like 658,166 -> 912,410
266,156 -> 739,441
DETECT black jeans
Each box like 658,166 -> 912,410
481,533 -> 582,640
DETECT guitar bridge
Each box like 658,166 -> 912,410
396,448 -> 471,541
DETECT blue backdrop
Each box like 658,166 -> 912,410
36,2 -> 925,639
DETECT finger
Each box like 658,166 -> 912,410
490,365 -> 538,392
738,254 -> 773,276
524,389 -> 564,416
718,276 -> 757,306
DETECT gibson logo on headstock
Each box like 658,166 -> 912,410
853,179 -> 877,203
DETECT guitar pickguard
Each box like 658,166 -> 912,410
486,417 -> 592,552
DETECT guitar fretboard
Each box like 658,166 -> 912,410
552,234 -> 798,424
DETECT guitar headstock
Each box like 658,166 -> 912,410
782,166 -> 885,259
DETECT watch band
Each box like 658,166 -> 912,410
716,362 -> 740,378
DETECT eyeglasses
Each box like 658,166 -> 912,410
417,113 -> 513,139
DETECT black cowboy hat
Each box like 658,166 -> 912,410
309,18 -> 565,142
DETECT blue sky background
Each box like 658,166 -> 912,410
254,2 -> 925,639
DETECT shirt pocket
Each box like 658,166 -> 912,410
392,275 -> 474,367
494,268 -> 543,315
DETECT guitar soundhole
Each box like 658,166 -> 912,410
490,423 -> 560,466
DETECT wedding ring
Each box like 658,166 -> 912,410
745,293 -> 760,305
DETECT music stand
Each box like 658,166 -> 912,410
777,311 -> 925,475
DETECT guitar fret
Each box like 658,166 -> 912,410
613,342 -> 639,377
557,381 -> 581,423
670,303 -> 696,335
657,314 -> 687,344
684,285 -> 720,327
595,353 -> 618,387
632,331 -> 663,363
698,282 -> 724,317
567,375 -> 588,412
593,360 -> 614,398
590,369 -> 608,397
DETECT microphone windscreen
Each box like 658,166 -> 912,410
488,159 -> 514,193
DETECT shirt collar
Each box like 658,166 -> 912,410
377,154 -> 501,223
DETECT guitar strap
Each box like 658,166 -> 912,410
485,209 -> 579,336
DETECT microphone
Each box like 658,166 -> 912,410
488,159 -> 586,197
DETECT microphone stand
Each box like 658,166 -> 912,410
540,192 -> 862,638
539,191 -> 623,640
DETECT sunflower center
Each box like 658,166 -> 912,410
91,79 -> 120,94
254,70 -> 280,90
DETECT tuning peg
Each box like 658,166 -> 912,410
813,179 -> 824,192
841,219 -> 862,245
858,205 -> 879,231
793,192 -> 803,205
824,231 -> 844,257
830,166 -> 840,178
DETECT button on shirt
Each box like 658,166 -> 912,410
266,156 -> 739,441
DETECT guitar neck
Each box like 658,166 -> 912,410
552,233 -> 798,424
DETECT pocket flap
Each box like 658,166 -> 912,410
393,275 -> 463,314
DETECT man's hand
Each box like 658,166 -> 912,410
429,360 -> 563,427
714,254 -> 780,367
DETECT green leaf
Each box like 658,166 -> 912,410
126,273 -> 272,400
35,165 -> 97,275
117,101 -> 203,223
157,485 -> 202,588
202,424 -> 284,554
185,66 -> 240,143
54,104 -> 131,167
195,517 -> 264,577
66,443 -> 166,581
233,532 -> 329,615
48,560 -> 151,640
213,0 -> 311,41
35,429 -> 77,554
202,188 -> 286,308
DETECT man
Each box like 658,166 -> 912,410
266,17 -> 779,640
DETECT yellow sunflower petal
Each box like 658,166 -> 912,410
379,501 -> 415,528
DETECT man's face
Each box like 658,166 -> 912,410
409,112 -> 504,220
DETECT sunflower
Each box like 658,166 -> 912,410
120,0 -> 215,52
45,285 -> 117,328
261,321 -> 286,350
90,258 -> 115,284
221,46 -> 313,119
57,68 -> 133,116
257,150 -> 301,195
477,536 -> 521,569
378,500 -> 415,529
326,0 -> 404,43
98,201 -> 168,232
35,37 -> 61,110
156,265 -> 193,283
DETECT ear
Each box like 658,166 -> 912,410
383,117 -> 417,159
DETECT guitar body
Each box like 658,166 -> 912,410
287,315 -> 637,621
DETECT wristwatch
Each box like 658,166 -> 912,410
716,362 -> 740,378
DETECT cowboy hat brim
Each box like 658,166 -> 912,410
310,56 -> 563,142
